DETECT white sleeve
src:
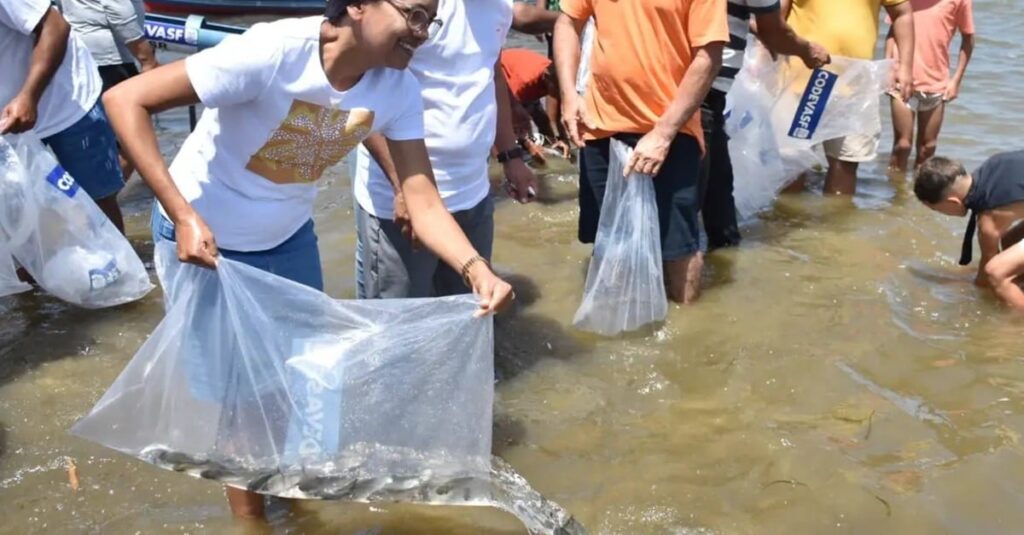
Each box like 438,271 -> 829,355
184,23 -> 283,109
104,0 -> 144,46
378,73 -> 424,141
0,0 -> 50,35
746,0 -> 781,13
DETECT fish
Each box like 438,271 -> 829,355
139,445 -> 586,535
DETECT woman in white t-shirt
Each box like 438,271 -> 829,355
102,0 -> 514,519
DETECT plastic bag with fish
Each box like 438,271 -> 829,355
72,243 -> 586,534
0,245 -> 30,298
574,139 -> 667,336
725,44 -> 892,217
0,134 -> 152,307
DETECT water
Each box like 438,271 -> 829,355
3,3 -> 1024,533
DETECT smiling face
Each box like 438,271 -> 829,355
353,0 -> 439,70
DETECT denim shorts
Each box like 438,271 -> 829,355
578,133 -> 702,261
42,101 -> 124,201
151,207 -> 324,292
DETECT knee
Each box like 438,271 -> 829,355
918,141 -> 939,158
892,138 -> 912,154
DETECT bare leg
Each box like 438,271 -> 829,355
226,487 -> 265,519
823,157 -> 859,196
95,195 -> 125,234
782,173 -> 807,193
889,96 -> 915,172
914,102 -> 946,169
664,251 -> 704,304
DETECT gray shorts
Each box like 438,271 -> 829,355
355,196 -> 495,298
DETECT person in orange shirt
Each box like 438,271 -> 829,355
886,0 -> 975,172
553,0 -> 727,304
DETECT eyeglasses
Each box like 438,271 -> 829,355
384,0 -> 443,38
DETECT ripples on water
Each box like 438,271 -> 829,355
4,3 -> 1024,533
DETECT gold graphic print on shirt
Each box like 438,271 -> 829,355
246,100 -> 374,184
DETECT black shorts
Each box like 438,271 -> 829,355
98,63 -> 140,93
578,133 -> 702,261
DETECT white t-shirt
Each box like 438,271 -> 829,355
167,17 -> 424,252
0,0 -> 100,138
352,0 -> 512,218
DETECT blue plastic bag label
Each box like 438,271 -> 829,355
284,338 -> 343,463
88,260 -> 121,291
45,165 -> 80,198
788,69 -> 838,140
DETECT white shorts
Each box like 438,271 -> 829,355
823,132 -> 881,163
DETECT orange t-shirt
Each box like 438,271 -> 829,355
560,0 -> 729,149
500,48 -> 553,103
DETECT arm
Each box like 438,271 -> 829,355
361,133 -> 417,242
511,2 -> 559,35
884,25 -> 897,60
975,215 -> 1002,287
754,10 -> 830,69
984,242 -> 1024,311
944,33 -> 974,102
494,60 -> 538,203
0,8 -> 70,134
625,41 -> 723,177
886,1 -> 915,102
387,138 -> 514,315
104,0 -> 157,71
780,0 -> 792,18
125,38 -> 159,72
102,61 -> 218,267
553,13 -> 589,146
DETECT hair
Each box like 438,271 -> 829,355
325,0 -> 368,22
914,156 -> 967,204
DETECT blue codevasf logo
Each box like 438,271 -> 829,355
788,69 -> 838,140
45,166 -> 80,198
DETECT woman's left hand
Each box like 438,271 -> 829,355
468,263 -> 515,317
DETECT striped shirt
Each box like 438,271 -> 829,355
712,0 -> 780,93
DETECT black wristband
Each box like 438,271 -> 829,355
496,146 -> 526,164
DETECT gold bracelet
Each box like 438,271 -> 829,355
460,255 -> 489,287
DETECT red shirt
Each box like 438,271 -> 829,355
499,48 -> 552,103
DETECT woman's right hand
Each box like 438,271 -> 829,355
467,263 -> 515,317
173,210 -> 219,268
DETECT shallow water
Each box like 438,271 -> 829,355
4,3 -> 1024,534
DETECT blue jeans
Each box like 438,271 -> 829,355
151,206 -> 324,291
42,101 -> 124,201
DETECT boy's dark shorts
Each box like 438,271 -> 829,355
578,132 -> 702,261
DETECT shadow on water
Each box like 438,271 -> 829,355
493,274 -> 594,384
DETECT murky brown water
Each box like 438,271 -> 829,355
4,3 -> 1024,534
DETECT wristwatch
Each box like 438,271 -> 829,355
496,146 -> 526,164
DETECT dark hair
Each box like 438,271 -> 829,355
914,156 -> 967,204
325,0 -> 364,22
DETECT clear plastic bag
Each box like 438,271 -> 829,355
725,44 -> 892,217
72,241 -> 495,495
0,134 -> 152,307
573,139 -> 667,335
0,245 -> 30,298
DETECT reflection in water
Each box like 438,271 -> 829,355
4,2 -> 1024,533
